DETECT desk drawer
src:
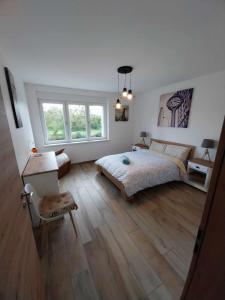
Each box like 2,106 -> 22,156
188,162 -> 208,173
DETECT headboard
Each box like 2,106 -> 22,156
150,138 -> 195,160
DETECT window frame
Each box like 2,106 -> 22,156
67,102 -> 88,142
88,104 -> 106,140
39,99 -> 108,145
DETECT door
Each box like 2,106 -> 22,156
181,117 -> 225,299
0,88 -> 44,300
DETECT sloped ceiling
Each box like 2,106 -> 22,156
0,0 -> 225,92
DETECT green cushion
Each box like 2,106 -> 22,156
121,155 -> 130,165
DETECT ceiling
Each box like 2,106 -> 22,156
0,0 -> 225,92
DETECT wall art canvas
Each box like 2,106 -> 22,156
115,105 -> 129,121
157,88 -> 193,128
4,67 -> 23,128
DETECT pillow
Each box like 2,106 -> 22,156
56,153 -> 70,167
120,155 -> 130,165
150,141 -> 166,153
164,144 -> 190,161
55,148 -> 65,156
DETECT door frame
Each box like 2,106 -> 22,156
181,116 -> 225,299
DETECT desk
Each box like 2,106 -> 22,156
22,152 -> 59,226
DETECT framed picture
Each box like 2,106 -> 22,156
115,105 -> 129,121
157,88 -> 193,128
4,67 -> 23,128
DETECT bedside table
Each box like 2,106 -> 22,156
186,158 -> 214,192
132,144 -> 149,151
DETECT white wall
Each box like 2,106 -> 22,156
0,53 -> 34,173
134,70 -> 225,159
25,83 -> 134,163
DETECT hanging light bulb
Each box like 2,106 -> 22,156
122,87 -> 128,97
115,72 -> 122,109
127,89 -> 133,100
116,66 -> 134,105
127,73 -> 133,100
116,98 -> 121,109
122,73 -> 128,97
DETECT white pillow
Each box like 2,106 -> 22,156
150,141 -> 166,153
164,144 -> 190,161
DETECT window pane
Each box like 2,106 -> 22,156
69,104 -> 87,139
42,103 -> 65,141
89,105 -> 104,138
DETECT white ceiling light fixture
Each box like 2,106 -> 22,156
118,66 -> 134,100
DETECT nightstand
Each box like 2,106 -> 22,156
186,158 -> 214,192
132,144 -> 149,151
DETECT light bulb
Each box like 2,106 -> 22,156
127,89 -> 133,100
116,99 -> 121,109
122,87 -> 128,97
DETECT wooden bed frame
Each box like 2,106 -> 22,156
150,138 -> 195,160
97,138 -> 195,202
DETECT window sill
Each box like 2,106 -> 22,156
43,138 -> 110,147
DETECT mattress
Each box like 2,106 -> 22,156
95,150 -> 186,196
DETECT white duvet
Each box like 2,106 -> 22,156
95,150 -> 186,196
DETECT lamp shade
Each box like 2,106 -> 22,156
201,139 -> 215,149
140,131 -> 147,138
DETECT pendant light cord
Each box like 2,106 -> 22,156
118,72 -> 119,97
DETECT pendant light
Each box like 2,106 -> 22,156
115,72 -> 122,109
127,72 -> 133,100
117,66 -> 134,100
116,98 -> 121,109
122,73 -> 128,97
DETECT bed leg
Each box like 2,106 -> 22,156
127,196 -> 135,203
121,191 -> 135,203
96,165 -> 103,175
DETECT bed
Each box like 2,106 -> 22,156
95,139 -> 194,201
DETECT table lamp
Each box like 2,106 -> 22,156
140,131 -> 147,145
201,139 -> 215,162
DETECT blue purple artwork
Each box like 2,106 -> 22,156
157,88 -> 193,128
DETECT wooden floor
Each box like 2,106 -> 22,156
35,162 -> 206,300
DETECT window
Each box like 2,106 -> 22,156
69,104 -> 87,139
89,105 -> 104,138
42,103 -> 66,141
40,100 -> 107,144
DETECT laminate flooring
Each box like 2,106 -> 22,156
34,162 -> 206,300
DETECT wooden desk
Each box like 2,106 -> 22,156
23,152 -> 59,196
23,151 -> 58,177
22,152 -> 59,226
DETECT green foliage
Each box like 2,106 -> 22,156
44,107 -> 65,140
90,115 -> 101,130
71,131 -> 86,139
44,105 -> 102,140
70,108 -> 86,132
